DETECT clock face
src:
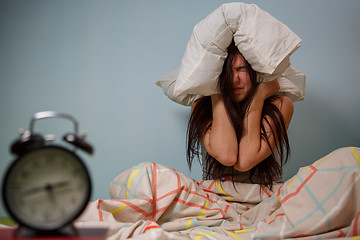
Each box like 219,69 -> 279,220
2,146 -> 91,231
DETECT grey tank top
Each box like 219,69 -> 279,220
201,145 -> 283,183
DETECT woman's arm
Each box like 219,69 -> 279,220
199,94 -> 238,166
234,80 -> 294,172
192,80 -> 293,170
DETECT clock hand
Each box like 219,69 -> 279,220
44,180 -> 72,193
22,186 -> 46,196
50,180 -> 71,189
22,180 -> 71,196
45,180 -> 72,205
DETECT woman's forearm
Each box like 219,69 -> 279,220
203,94 -> 238,166
235,95 -> 266,171
235,80 -> 281,171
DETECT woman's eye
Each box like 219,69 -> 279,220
236,66 -> 248,72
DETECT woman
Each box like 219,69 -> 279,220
77,41 -> 360,240
187,41 -> 294,189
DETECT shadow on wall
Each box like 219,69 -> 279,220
284,92 -> 359,180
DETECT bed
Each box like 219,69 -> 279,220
73,146 -> 360,239
1,147 -> 359,239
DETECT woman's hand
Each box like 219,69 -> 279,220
255,79 -> 280,101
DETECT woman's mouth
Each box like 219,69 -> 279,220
233,87 -> 243,93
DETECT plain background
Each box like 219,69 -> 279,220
1,0 -> 359,217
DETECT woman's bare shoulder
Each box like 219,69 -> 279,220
273,95 -> 293,109
272,95 -> 294,127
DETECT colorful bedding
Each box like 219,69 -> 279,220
76,147 -> 360,239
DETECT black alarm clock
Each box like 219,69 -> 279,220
2,111 -> 93,236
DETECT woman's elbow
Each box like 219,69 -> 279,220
234,156 -> 255,172
214,152 -> 237,167
234,162 -> 253,172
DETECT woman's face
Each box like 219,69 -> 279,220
231,52 -> 252,102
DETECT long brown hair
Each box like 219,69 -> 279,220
186,41 -> 290,189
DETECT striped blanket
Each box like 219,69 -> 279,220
76,147 -> 360,239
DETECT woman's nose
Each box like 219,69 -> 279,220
233,73 -> 241,84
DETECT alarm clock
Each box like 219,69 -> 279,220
2,111 -> 94,235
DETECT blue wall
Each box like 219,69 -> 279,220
1,0 -> 359,216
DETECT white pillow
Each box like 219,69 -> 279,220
156,69 -> 202,106
156,66 -> 305,106
156,2 -> 305,106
